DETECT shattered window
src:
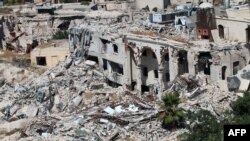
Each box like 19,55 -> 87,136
36,57 -> 47,66
113,44 -> 118,53
103,59 -> 107,70
143,67 -> 148,77
153,53 -> 157,59
165,53 -> 169,61
166,73 -> 170,81
233,61 -> 240,75
154,70 -> 158,78
142,50 -> 147,56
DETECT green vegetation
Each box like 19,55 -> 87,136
3,0 -> 25,5
180,92 -> 250,141
0,7 -> 12,14
53,30 -> 68,40
158,92 -> 185,129
231,92 -> 250,124
180,110 -> 224,141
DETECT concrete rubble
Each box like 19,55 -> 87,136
166,73 -> 237,118
0,57 -> 237,140
227,65 -> 250,93
0,59 -> 161,140
0,0 -> 249,140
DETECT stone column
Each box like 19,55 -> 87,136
136,58 -> 142,94
156,47 -> 165,96
187,51 -> 197,76
158,66 -> 164,94
124,44 -> 132,86
169,48 -> 179,81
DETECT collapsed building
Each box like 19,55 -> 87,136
91,0 -> 169,11
69,1 -> 250,94
0,1 -> 249,141
0,1 -> 87,53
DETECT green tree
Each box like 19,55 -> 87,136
231,92 -> 250,124
179,110 -> 223,141
158,92 -> 185,129
180,92 -> 250,141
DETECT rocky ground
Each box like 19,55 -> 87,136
0,57 -> 237,141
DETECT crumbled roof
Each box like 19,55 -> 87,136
83,10 -> 127,19
199,2 -> 213,9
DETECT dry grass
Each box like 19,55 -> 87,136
131,31 -> 158,37
109,93 -> 119,103
0,50 -> 30,59
0,51 -> 47,74
84,92 -> 94,100
27,66 -> 47,75
0,8 -> 13,14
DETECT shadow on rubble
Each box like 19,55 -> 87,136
11,57 -> 31,68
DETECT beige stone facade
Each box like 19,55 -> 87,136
30,40 -> 70,68
215,6 -> 250,43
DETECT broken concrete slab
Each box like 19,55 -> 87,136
104,106 -> 115,115
227,76 -> 241,91
236,93 -> 244,97
1,132 -> 22,141
240,71 -> 250,80
64,57 -> 73,69
127,104 -> 139,112
238,79 -> 250,91
0,119 -> 30,135
73,96 -> 83,106
9,105 -> 20,117
100,118 -> 109,124
114,105 -> 125,114
85,60 -> 96,66
90,83 -> 104,90
21,105 -> 38,118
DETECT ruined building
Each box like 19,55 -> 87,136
68,0 -> 250,94
91,0 -> 170,11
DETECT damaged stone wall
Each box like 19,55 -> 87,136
126,34 -> 250,93
69,26 -> 130,86
68,27 -> 92,59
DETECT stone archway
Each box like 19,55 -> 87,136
246,25 -> 250,43
162,52 -> 170,82
57,20 -> 71,30
127,46 -> 137,90
218,25 -> 224,39
198,52 -> 212,75
178,50 -> 189,75
222,66 -> 227,80
140,47 -> 159,92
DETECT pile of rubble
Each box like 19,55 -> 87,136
0,63 -> 37,84
169,73 -> 237,118
0,58 -> 175,141
0,59 -> 238,140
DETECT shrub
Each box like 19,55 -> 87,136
158,92 -> 185,129
53,30 -> 68,40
